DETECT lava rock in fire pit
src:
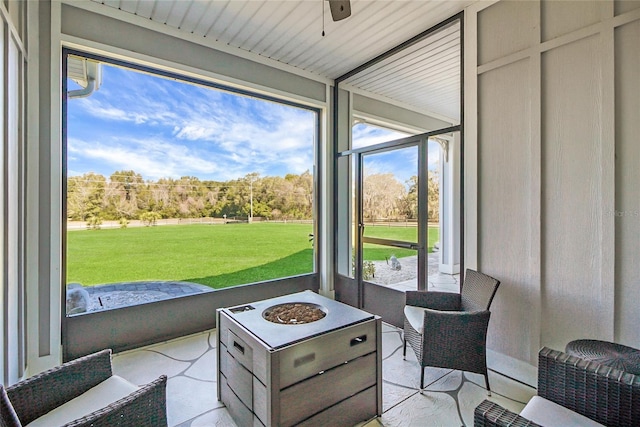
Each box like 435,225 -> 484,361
263,303 -> 326,324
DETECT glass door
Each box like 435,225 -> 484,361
358,143 -> 425,288
353,135 -> 434,318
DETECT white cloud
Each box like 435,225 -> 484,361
69,137 -> 223,181
352,124 -> 409,149
68,64 -> 316,181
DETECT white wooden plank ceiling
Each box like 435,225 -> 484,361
88,0 -> 470,121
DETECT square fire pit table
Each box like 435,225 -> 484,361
217,290 -> 382,427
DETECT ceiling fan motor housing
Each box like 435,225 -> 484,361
328,0 -> 352,21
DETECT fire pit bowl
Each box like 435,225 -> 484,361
263,302 -> 327,325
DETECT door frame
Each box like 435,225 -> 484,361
332,12 -> 464,323
341,128 -> 458,317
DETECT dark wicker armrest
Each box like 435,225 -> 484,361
538,346 -> 640,426
7,349 -> 113,425
474,400 -> 541,427
406,290 -> 461,311
64,375 -> 168,427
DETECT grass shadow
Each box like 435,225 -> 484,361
183,248 -> 314,289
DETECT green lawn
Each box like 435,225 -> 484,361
363,225 -> 439,260
66,223 -> 314,289
66,223 -> 439,289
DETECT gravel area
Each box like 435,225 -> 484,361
369,254 -> 440,285
370,257 -> 417,285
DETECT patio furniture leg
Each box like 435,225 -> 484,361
420,367 -> 425,389
484,372 -> 491,396
403,338 -> 407,359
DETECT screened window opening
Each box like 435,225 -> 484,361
63,52 -> 318,315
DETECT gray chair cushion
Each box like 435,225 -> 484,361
520,396 -> 604,427
403,305 -> 428,334
26,376 -> 138,427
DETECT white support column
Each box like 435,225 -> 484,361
318,85 -> 333,298
438,134 -> 460,275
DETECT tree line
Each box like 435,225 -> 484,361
67,169 -> 439,223
362,172 -> 439,222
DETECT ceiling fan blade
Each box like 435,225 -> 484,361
328,0 -> 351,21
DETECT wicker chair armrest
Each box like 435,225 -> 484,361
63,375 -> 168,427
406,291 -> 461,311
538,346 -> 640,426
7,349 -> 113,425
474,400 -> 541,427
0,385 -> 21,427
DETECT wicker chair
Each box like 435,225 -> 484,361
474,346 -> 640,427
0,349 -> 167,427
403,269 -> 500,390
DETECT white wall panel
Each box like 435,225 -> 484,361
615,0 -> 640,15
0,18 -> 5,386
542,0 -> 604,42
471,1 -> 639,378
614,19 -> 640,348
6,35 -> 21,385
1,0 -> 28,384
478,58 -> 539,363
477,0 -> 537,65
541,34 -> 610,349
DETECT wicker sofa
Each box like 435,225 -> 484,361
474,346 -> 640,427
0,349 -> 167,427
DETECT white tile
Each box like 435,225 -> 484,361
166,376 -> 222,426
429,274 -> 458,285
466,371 -> 536,405
382,322 -> 399,333
147,331 -> 212,361
208,330 -> 218,348
383,350 -> 451,390
185,348 -> 217,382
112,350 -> 190,385
115,322 -> 533,427
426,370 -> 463,392
383,381 -> 418,412
458,380 -> 489,426
380,390 -> 462,426
381,328 -> 404,359
190,407 -> 238,427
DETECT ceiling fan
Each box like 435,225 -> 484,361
328,0 -> 351,21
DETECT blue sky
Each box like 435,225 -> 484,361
67,61 -> 439,183
352,123 -> 441,185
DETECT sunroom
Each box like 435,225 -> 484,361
1,0 -> 639,426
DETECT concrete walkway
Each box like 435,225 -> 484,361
370,252 -> 460,293
82,281 -> 212,312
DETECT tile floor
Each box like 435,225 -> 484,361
112,323 -> 535,427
